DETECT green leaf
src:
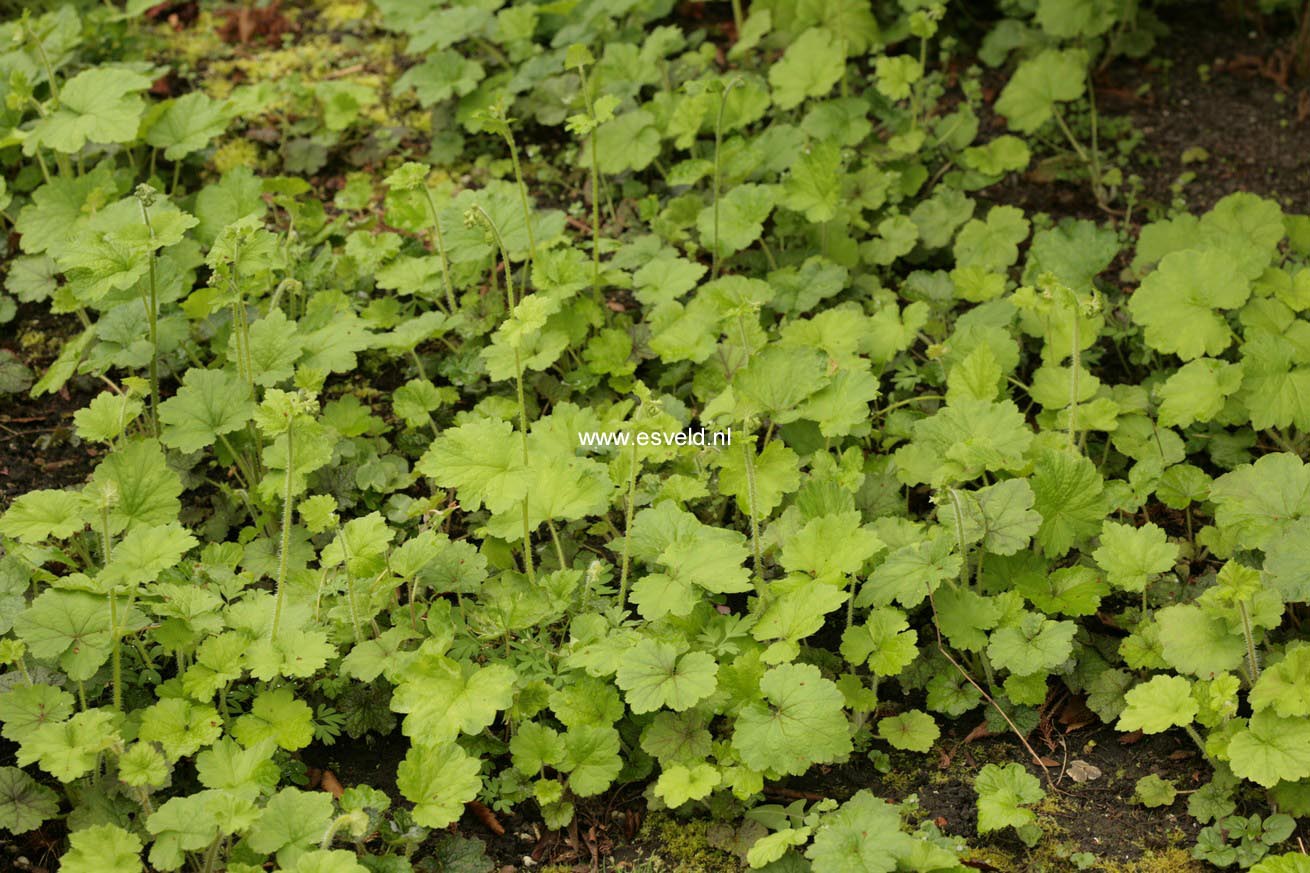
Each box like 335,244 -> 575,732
1092,522 -> 1178,592
13,590 -> 112,680
1135,773 -> 1178,808
145,92 -> 229,159
146,793 -> 223,870
246,788 -> 335,869
100,521 -> 197,589
232,688 -> 314,751
391,653 -> 515,745
561,725 -> 623,796
27,68 -> 152,154
748,825 -> 811,869
714,439 -> 801,517
73,391 -> 145,443
510,722 -> 564,775
0,489 -> 87,543
1156,358 -> 1244,429
18,709 -> 119,781
1250,648 -> 1310,717
840,608 -> 918,677
1129,250 -> 1251,361
397,742 -> 482,827
90,439 -> 184,534
697,183 -> 777,258
0,766 -> 59,834
806,791 -> 914,872
875,55 -> 922,101
394,49 -> 484,106
287,849 -> 372,873
159,367 -> 256,454
781,141 -> 842,223
975,762 -> 1045,834
118,742 -> 169,788
417,419 -> 528,514
895,400 -> 1033,486
139,697 -> 223,759
61,823 -> 142,873
1227,712 -> 1310,788
987,613 -> 1076,676
1155,604 -> 1247,677
1030,449 -> 1107,558
732,663 -> 852,775
860,535 -> 960,609
877,709 -> 939,753
780,510 -> 883,580
1117,675 -> 1197,734
0,684 -> 75,745
954,206 -> 1030,272
659,534 -> 753,595
1210,453 -> 1310,550
995,49 -> 1087,133
616,640 -> 718,714
938,479 -> 1041,556
769,28 -> 845,110
654,763 -> 721,808
586,110 -> 661,175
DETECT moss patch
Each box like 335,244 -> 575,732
636,813 -> 742,873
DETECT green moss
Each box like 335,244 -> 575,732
637,813 -> 741,873
212,139 -> 265,175
1100,847 -> 1204,872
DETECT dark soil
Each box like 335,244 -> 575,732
0,305 -> 100,506
786,722 -> 1210,868
1120,12 -> 1310,214
985,8 -> 1310,221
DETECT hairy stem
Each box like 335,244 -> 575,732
711,79 -> 742,280
138,201 -> 161,438
617,426 -> 640,609
270,416 -> 295,640
578,64 -> 604,305
420,186 -> 457,311
740,426 -> 764,589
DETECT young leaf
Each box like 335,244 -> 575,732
1130,250 -> 1251,361
654,763 -> 721,808
1092,522 -> 1178,592
158,368 -> 256,454
1117,675 -> 1198,734
0,489 -> 87,543
615,640 -> 718,714
768,28 -> 845,110
806,792 -> 915,872
731,663 -> 852,775
246,788 -> 335,869
397,742 -> 482,828
975,762 -> 1045,834
1135,774 -> 1178,808
391,653 -> 515,745
561,725 -> 623,796
1226,712 -> 1310,788
26,68 -> 152,154
60,823 -> 142,873
995,49 -> 1087,132
877,710 -> 940,753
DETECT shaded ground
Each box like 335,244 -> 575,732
0,304 -> 100,505
987,9 -> 1310,220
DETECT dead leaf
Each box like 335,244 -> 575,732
1067,760 -> 1102,783
320,769 -> 344,799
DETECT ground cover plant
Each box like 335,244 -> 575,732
1,0 -> 1309,871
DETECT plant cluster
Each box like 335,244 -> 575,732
0,1 -> 1309,872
